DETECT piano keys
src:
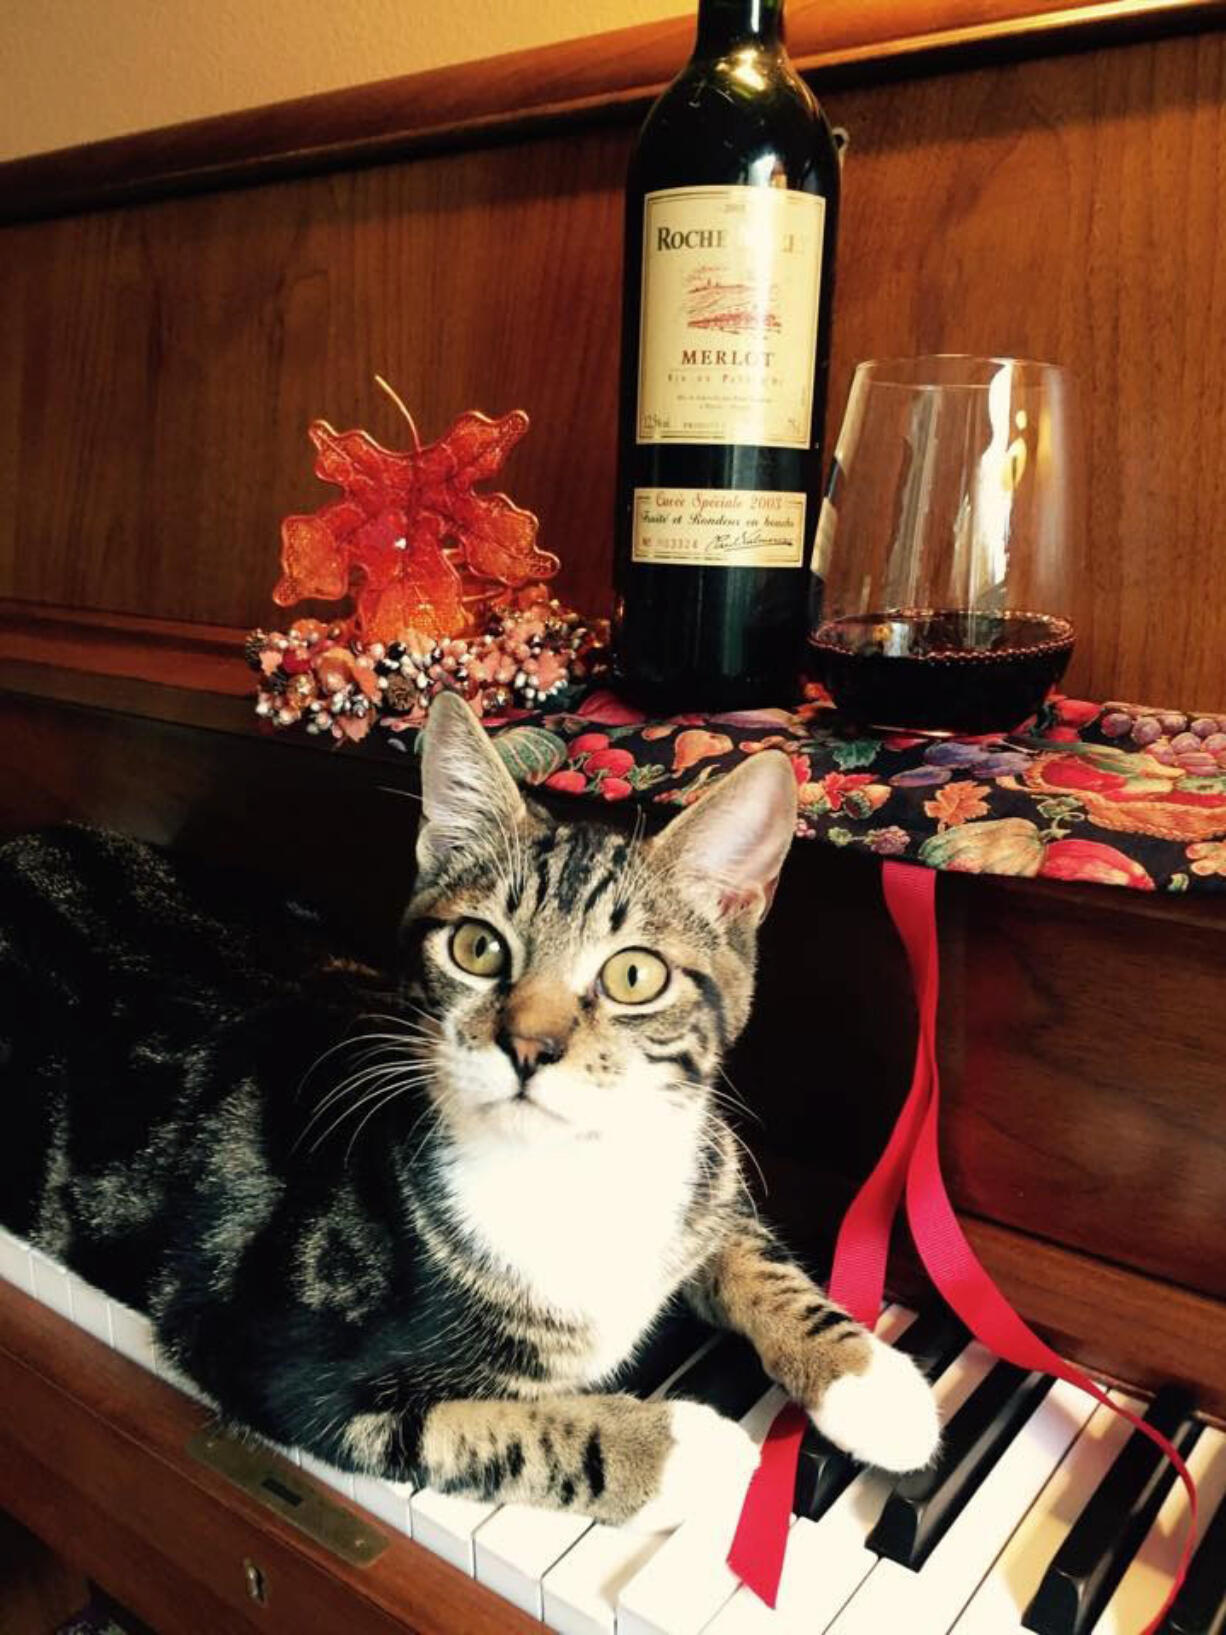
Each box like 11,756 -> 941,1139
2,1223 -> 1224,1635
1022,1386 -> 1203,1635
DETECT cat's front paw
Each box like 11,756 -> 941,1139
814,1333 -> 940,1472
626,1401 -> 759,1534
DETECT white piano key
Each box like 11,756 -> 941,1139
475,1500 -> 595,1616
66,1272 -> 112,1346
547,1386 -> 787,1635
0,1227 -> 35,1293
542,1308 -> 914,1635
475,1332 -> 736,1617
700,1511 -> 865,1635
949,1391 -> 1138,1635
352,1473 -> 415,1537
707,1335 -> 997,1635
617,1386 -> 788,1635
299,1449 -> 356,1501
1092,1423 -> 1226,1635
829,1374 -> 1109,1635
546,1520 -> 670,1635
107,1298 -> 157,1372
29,1247 -> 73,1319
410,1487 -> 502,1575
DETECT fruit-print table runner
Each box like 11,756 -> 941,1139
383,690 -> 1226,895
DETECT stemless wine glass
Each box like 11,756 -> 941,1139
808,355 -> 1082,733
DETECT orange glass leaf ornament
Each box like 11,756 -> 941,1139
355,512 -> 467,645
275,398 -> 557,645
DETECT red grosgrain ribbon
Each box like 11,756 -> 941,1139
728,860 -> 1197,1631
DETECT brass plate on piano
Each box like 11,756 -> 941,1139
187,1428 -> 391,1567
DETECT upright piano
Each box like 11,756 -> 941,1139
0,2 -> 1223,1629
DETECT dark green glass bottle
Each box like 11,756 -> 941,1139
611,0 -> 840,711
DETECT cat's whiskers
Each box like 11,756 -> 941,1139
401,1090 -> 455,1173
307,1072 -> 434,1155
721,1126 -> 766,1212
612,807 -> 648,915
296,1044 -> 436,1148
295,1020 -> 438,1100
344,1082 -> 421,1165
716,1065 -> 762,1126
358,1008 -> 442,1037
299,1046 -> 428,1124
299,1064 -> 416,1135
705,1085 -> 763,1135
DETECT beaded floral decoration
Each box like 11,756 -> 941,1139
246,383 -> 608,741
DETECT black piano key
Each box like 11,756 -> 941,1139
1160,1488 -> 1226,1635
793,1431 -> 858,1520
890,1305 -> 972,1381
868,1361 -> 1053,1569
793,1307 -> 970,1520
607,1308 -> 716,1398
1023,1385 -> 1203,1635
665,1330 -> 772,1419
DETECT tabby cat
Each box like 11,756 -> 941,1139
0,693 -> 937,1527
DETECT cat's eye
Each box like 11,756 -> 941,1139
600,948 -> 669,1005
450,920 -> 507,978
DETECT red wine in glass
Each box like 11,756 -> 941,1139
811,357 -> 1082,733
810,608 -> 1075,733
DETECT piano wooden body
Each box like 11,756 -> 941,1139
1,3 -> 1224,1629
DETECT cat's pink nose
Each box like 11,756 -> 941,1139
497,1029 -> 564,1080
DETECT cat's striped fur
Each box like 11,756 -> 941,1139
0,694 -> 937,1525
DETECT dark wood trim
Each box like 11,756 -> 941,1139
0,601 -> 255,737
0,601 -> 249,697
0,1279 -> 540,1635
2,0 -> 1223,221
0,659 -> 259,738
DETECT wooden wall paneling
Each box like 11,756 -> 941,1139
3,30 -> 1226,704
1,0 -> 1222,219
0,129 -> 629,632
822,28 -> 1226,706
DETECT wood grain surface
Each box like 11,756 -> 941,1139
3,27 -> 1226,704
0,0 -> 1222,220
738,843 -> 1226,1309
0,1281 -> 541,1635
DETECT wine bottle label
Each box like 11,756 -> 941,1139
637,185 -> 825,449
632,487 -> 807,568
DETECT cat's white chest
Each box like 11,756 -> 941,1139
443,1131 -> 696,1381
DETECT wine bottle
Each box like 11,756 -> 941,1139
611,0 -> 840,711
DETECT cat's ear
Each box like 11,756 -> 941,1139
650,751 -> 798,922
417,692 -> 526,875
